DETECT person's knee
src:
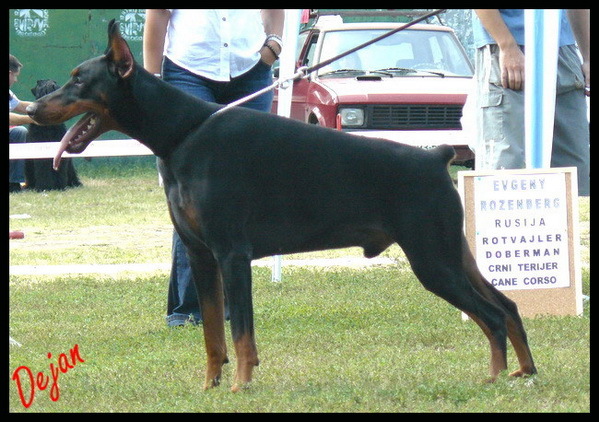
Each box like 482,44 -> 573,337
9,126 -> 28,143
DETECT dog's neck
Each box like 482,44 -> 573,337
111,66 -> 221,159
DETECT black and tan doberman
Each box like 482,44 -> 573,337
28,20 -> 536,392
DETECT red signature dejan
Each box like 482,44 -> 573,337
12,344 -> 85,409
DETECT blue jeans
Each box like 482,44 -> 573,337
9,126 -> 28,185
162,56 -> 273,326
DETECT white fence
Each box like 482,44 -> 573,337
9,139 -> 152,160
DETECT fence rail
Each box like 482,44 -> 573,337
9,139 -> 152,160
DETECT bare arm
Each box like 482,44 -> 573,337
474,9 -> 525,91
143,9 -> 171,75
10,101 -> 35,125
10,112 -> 34,125
567,9 -> 590,94
259,9 -> 285,66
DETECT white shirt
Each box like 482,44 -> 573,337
164,9 -> 266,82
9,90 -> 20,111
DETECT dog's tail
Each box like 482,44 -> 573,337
431,144 -> 456,166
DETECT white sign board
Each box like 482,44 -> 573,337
459,168 -> 582,317
473,172 -> 569,290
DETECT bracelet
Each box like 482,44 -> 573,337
262,43 -> 279,60
265,34 -> 283,50
153,73 -> 162,79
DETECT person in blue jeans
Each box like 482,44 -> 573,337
143,9 -> 285,326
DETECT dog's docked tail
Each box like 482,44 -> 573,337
432,144 -> 457,166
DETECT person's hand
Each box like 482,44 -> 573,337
499,43 -> 526,91
259,41 -> 281,67
582,60 -> 590,96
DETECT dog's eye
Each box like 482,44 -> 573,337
72,75 -> 83,86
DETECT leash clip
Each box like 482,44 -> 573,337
278,79 -> 293,90
278,66 -> 309,90
295,66 -> 309,79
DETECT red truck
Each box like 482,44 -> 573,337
273,15 -> 475,166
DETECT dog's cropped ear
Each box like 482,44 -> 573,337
105,19 -> 134,79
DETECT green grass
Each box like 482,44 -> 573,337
9,157 -> 172,266
9,160 -> 590,412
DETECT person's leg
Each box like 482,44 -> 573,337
166,231 -> 202,326
9,126 -> 28,192
474,44 -> 526,171
551,45 -> 590,196
162,57 -> 218,326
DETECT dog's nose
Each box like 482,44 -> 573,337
26,103 -> 38,117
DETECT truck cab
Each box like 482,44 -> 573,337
273,14 -> 475,166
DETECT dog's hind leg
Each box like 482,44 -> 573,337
216,247 -> 259,392
461,239 -> 537,377
396,223 -> 510,381
188,247 -> 229,390
422,270 -> 509,380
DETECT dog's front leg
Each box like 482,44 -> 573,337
218,250 -> 259,392
188,248 -> 229,389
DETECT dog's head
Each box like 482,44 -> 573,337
26,19 -> 135,169
31,79 -> 61,99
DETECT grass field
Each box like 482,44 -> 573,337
9,157 -> 590,412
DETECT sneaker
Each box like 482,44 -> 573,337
166,314 -> 202,327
